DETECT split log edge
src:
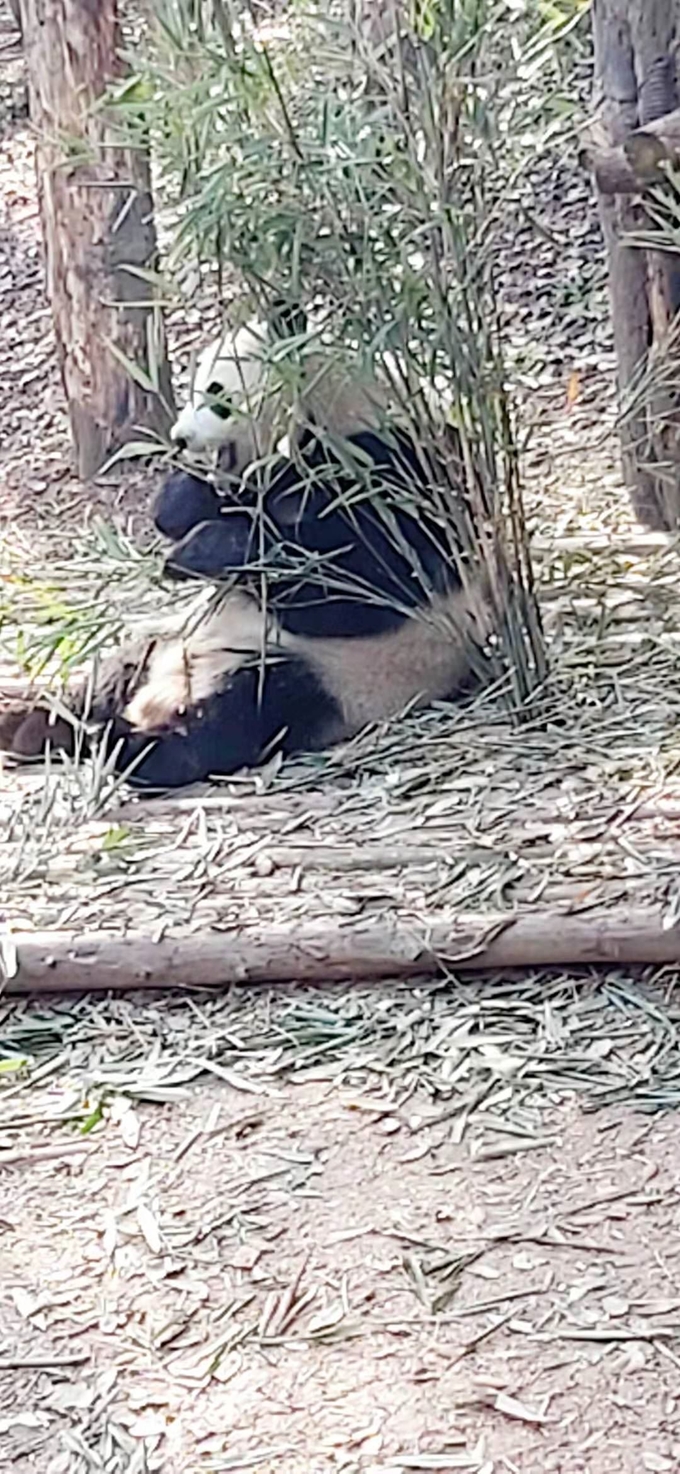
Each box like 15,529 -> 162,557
3,909 -> 680,994
582,107 -> 680,196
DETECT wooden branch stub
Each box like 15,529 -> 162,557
625,105 -> 680,176
582,108 -> 680,194
624,130 -> 671,181
581,143 -> 641,196
4,910 -> 680,994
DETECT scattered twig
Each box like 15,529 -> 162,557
0,1352 -> 90,1370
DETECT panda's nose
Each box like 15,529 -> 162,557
174,436 -> 188,453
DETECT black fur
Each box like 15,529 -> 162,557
0,632 -> 343,790
154,428 -> 460,638
153,470 -> 224,542
269,297 -> 308,341
106,655 -> 341,790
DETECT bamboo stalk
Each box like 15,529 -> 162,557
4,909 -> 680,994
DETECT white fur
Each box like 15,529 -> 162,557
123,584 -> 489,741
123,591 -> 270,731
170,316 -> 458,470
288,585 -> 490,740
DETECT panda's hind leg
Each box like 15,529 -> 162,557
0,638 -> 153,768
115,655 -> 342,789
0,704 -> 36,751
0,700 -> 80,760
0,651 -> 342,790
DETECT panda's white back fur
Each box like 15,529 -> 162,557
289,584 -> 489,739
123,584 -> 489,743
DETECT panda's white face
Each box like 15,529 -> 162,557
170,314 -> 394,477
170,322 -> 273,465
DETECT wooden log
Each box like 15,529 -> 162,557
628,0 -> 680,489
587,0 -> 680,524
4,909 -> 680,994
532,531 -> 676,555
587,0 -> 680,529
595,195 -> 661,525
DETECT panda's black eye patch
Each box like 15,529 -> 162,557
205,381 -> 232,420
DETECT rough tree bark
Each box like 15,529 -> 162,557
21,0 -> 174,479
587,0 -> 680,529
7,0 -> 22,35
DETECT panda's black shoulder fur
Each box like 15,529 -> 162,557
154,426 -> 461,638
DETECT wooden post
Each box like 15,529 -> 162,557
21,0 -> 174,479
588,0 -> 680,530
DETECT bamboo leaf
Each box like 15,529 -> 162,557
104,337 -> 156,394
98,439 -> 167,474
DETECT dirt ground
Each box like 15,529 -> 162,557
5,1074 -> 680,1474
5,6 -> 680,1472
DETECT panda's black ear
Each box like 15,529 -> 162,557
270,298 -> 307,341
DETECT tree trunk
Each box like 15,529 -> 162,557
7,0 -> 22,35
21,0 -> 174,480
589,0 -> 680,530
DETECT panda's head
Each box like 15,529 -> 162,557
169,320 -> 273,467
169,303 -> 310,472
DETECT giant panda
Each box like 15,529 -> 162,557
0,312 -> 492,790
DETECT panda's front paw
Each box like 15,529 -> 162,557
152,470 -> 223,543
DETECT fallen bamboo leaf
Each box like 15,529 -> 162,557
0,930 -> 18,981
476,1389 -> 547,1423
119,1106 -> 141,1150
137,1202 -> 162,1254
